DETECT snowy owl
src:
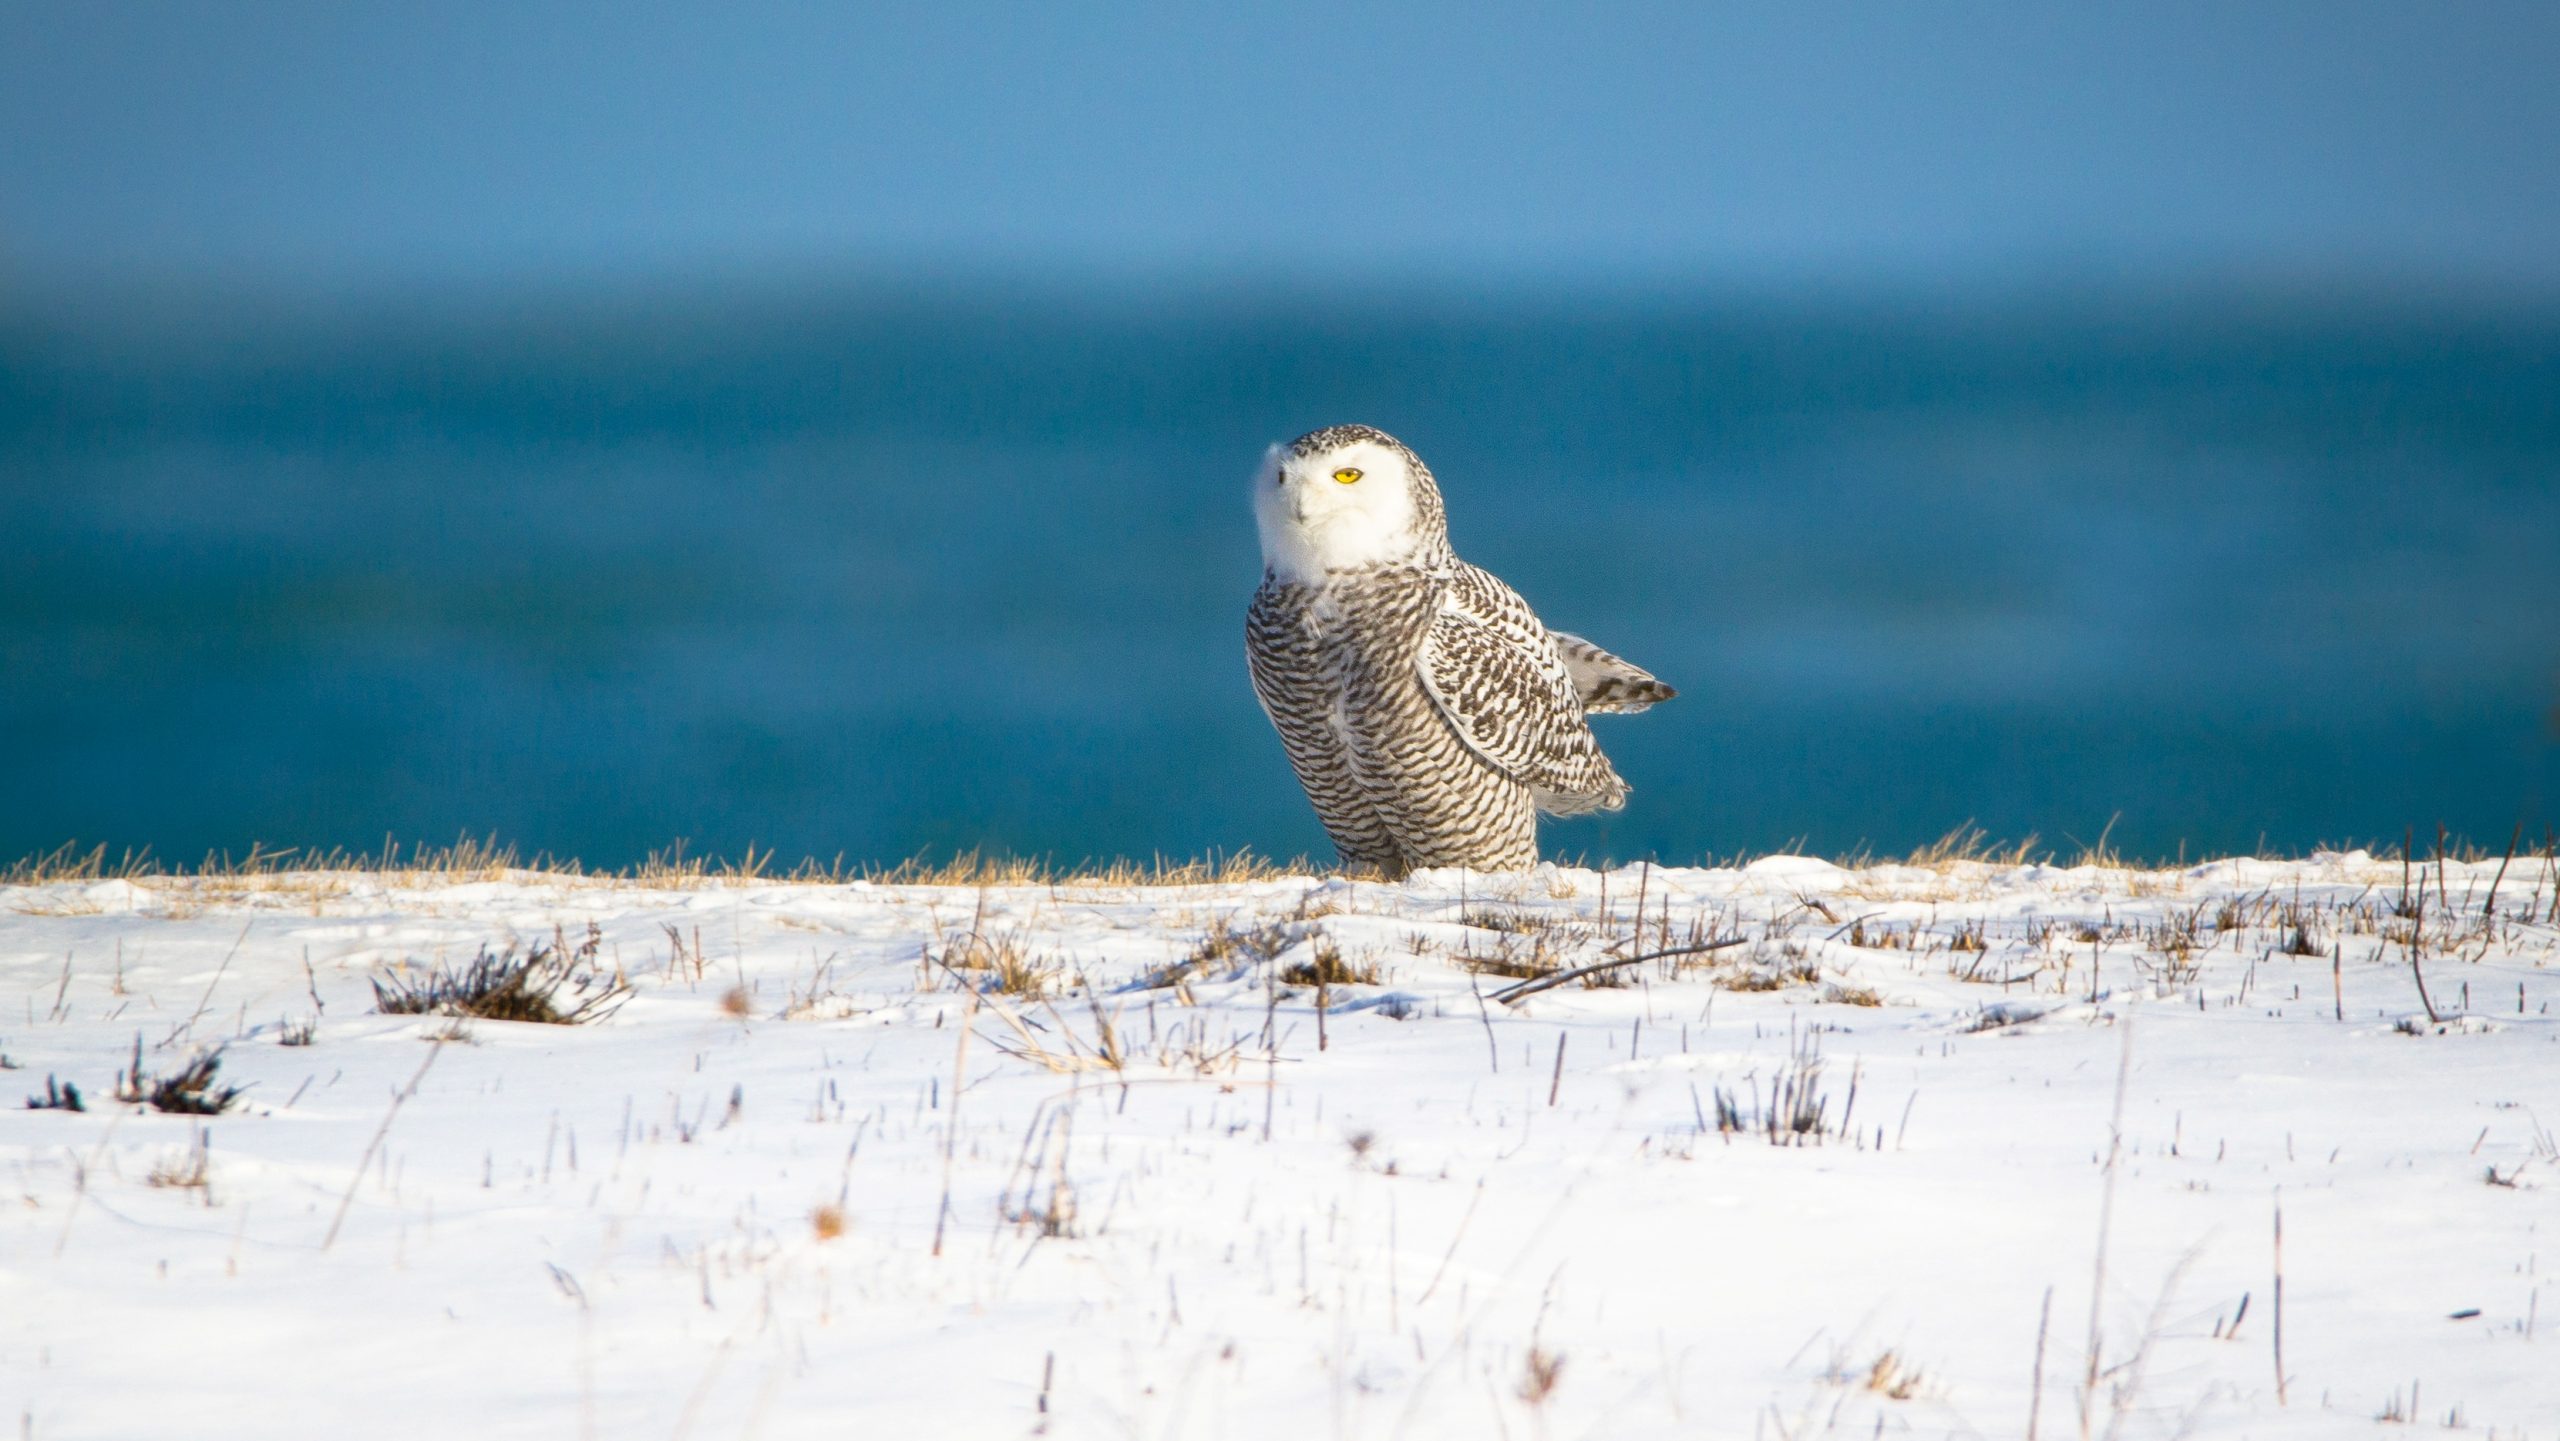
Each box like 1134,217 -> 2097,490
1245,424 -> 1674,876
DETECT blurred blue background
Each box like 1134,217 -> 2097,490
4,1 -> 2556,868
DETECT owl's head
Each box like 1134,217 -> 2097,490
1253,424 -> 1449,582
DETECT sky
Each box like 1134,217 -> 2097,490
4,1 -> 2558,291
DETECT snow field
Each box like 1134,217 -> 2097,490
4,852 -> 2556,1439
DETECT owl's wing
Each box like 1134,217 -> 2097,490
1546,631 -> 1677,714
1418,566 -> 1629,816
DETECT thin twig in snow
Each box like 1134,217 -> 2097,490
933,980 -> 978,1258
2272,1191 -> 2289,1407
321,1037 -> 443,1250
162,922 -> 252,1048
2080,1009 -> 2135,1439
2028,1283 -> 2053,1441
1489,938 -> 1746,1005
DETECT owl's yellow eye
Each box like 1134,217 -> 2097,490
1332,467 -> 1363,485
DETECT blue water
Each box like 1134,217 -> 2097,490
4,276 -> 2555,867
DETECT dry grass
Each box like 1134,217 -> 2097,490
371,924 -> 631,1025
1449,907 -> 1622,986
1904,823 -> 2041,870
24,1076 -> 86,1111
7,837 -> 521,888
1721,969 -> 1790,993
1843,918 -> 1903,949
1280,942 -> 1381,987
1840,837 -> 2224,902
4,841 -> 163,885
1189,915 -> 1298,967
1715,940 -> 1823,993
1460,907 -> 1556,934
115,1039 -> 245,1115
1709,1034 -> 1839,1146
147,1128 -> 214,1194
943,929 -> 1062,998
869,848 -> 1308,888
1456,935 -> 1563,982
972,983 -> 1245,1078
1516,1347 -> 1567,1406
1822,981 -> 1884,1007
1138,914 -> 1299,996
4,838 -> 1321,894
1860,1349 -> 1927,1400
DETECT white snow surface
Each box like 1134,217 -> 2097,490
5,854 -> 2557,1438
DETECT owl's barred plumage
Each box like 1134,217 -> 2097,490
1245,425 -> 1674,876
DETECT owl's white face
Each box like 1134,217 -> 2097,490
1252,437 -> 1427,582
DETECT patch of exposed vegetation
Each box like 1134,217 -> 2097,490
148,1128 -> 214,1193
1139,914 -> 1298,994
1709,1035 -> 1841,1146
115,1037 -> 245,1115
372,923 -> 630,1025
1460,907 -> 1553,934
941,928 -> 1062,998
1280,943 -> 1381,987
25,1075 -> 85,1111
1860,1349 -> 1928,1400
2,837 -> 1320,892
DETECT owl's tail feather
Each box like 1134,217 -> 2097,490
1534,773 -> 1631,817
1548,631 -> 1677,715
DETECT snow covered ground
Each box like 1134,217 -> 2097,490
4,852 -> 2556,1439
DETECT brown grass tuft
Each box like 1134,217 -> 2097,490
115,1037 -> 245,1115
1861,1349 -> 1927,1400
372,924 -> 630,1025
944,930 -> 1060,998
1517,1347 -> 1566,1406
1280,942 -> 1381,987
147,1128 -> 215,1194
1905,823 -> 2040,870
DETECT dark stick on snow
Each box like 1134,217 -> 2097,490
2484,821 -> 2523,917
2546,827 -> 2559,924
1489,938 -> 1747,1005
931,966 -> 978,1259
1823,912 -> 1886,943
2408,895 -> 2443,1023
1469,974 -> 1500,1074
2026,1283 -> 2053,1441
